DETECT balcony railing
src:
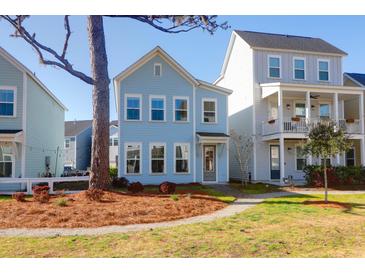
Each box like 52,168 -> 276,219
262,117 -> 361,136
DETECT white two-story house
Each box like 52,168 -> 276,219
216,30 -> 365,184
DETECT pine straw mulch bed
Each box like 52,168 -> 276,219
0,191 -> 227,229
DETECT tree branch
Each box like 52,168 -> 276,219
0,15 -> 94,85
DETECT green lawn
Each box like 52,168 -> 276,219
230,181 -> 283,195
1,194 -> 365,257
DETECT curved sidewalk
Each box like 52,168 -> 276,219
0,188 -> 364,237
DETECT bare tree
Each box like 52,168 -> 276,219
0,15 -> 228,189
230,129 -> 253,187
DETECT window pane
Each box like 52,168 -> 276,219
204,112 -> 216,123
127,109 -> 140,120
269,68 -> 280,78
346,159 -> 355,167
175,99 -> 187,110
0,90 -> 14,102
152,110 -> 164,121
127,160 -> 140,174
151,145 -> 164,158
320,104 -> 330,117
0,162 -> 12,177
295,70 -> 305,80
113,138 -> 118,146
127,97 -> 140,108
127,145 -> 140,159
176,145 -> 189,159
175,110 -> 187,121
151,99 -> 163,109
269,57 -> 280,67
154,65 -> 161,76
297,159 -> 307,171
319,61 -> 328,71
204,101 -> 215,112
152,160 -> 164,173
176,160 -> 189,173
295,103 -> 306,117
319,71 -> 329,81
294,59 -> 304,69
0,103 -> 14,116
346,148 -> 354,159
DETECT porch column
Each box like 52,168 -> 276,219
278,89 -> 283,133
359,93 -> 364,134
306,91 -> 312,165
279,136 -> 285,184
333,92 -> 340,165
361,137 -> 365,166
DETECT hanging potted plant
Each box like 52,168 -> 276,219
346,118 -> 355,123
291,117 -> 300,122
268,119 -> 275,124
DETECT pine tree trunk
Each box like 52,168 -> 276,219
323,160 -> 328,203
87,15 -> 110,189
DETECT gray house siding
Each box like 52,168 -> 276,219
75,127 -> 92,170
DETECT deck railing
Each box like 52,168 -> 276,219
0,176 -> 89,195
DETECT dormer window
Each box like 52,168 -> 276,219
154,63 -> 162,77
268,56 -> 281,78
318,60 -> 329,81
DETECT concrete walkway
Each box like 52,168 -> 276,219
0,186 -> 364,237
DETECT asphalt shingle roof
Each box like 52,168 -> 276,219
345,73 -> 365,86
234,30 -> 347,55
65,120 -> 92,137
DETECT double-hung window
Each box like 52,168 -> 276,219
64,139 -> 70,149
203,98 -> 217,123
125,94 -> 142,121
320,104 -> 330,119
174,97 -> 189,122
295,146 -> 307,171
346,148 -> 355,167
0,88 -> 15,117
268,56 -> 281,78
293,58 -> 305,80
150,143 -> 165,174
0,145 -> 13,177
175,143 -> 189,173
318,60 -> 329,81
295,103 -> 306,118
125,143 -> 141,174
113,138 -> 119,146
150,96 -> 165,121
154,63 -> 162,77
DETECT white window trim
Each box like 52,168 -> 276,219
267,55 -> 281,79
174,143 -> 190,174
124,93 -> 142,121
317,59 -> 330,82
0,86 -> 17,118
346,147 -> 356,167
149,95 -> 166,122
154,63 -> 162,77
202,97 -> 218,124
113,137 -> 119,146
124,142 -> 142,175
149,142 -> 166,175
64,138 -> 70,149
295,145 -> 307,171
293,57 -> 306,81
173,96 -> 189,123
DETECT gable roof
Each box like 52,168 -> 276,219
234,30 -> 347,56
0,47 -> 67,110
113,46 -> 232,112
65,120 -> 92,137
344,73 -> 365,87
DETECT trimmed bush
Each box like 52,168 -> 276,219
159,181 -> 176,194
12,192 -> 26,202
127,182 -> 144,193
32,185 -> 50,203
84,188 -> 104,202
112,177 -> 129,188
109,167 -> 118,179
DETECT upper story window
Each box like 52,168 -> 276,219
174,96 -> 189,122
293,58 -> 305,80
125,143 -> 141,174
125,94 -> 142,121
203,98 -> 217,123
295,103 -> 306,118
64,139 -> 70,149
268,55 -> 281,78
150,96 -> 165,121
113,138 -> 119,146
318,60 -> 329,81
0,145 -> 13,177
150,143 -> 165,174
0,88 -> 15,117
154,63 -> 162,77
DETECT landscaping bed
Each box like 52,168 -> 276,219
0,190 -> 227,229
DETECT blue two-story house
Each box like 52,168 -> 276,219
113,47 -> 232,184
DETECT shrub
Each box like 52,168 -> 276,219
55,198 -> 68,207
170,194 -> 179,201
32,185 -> 50,203
84,188 -> 104,202
159,181 -> 176,194
12,192 -> 26,202
109,167 -> 118,179
127,182 -> 144,193
112,177 -> 129,188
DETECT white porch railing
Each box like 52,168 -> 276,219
0,176 -> 89,195
262,118 -> 362,136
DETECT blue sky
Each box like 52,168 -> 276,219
1,16 -> 364,121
